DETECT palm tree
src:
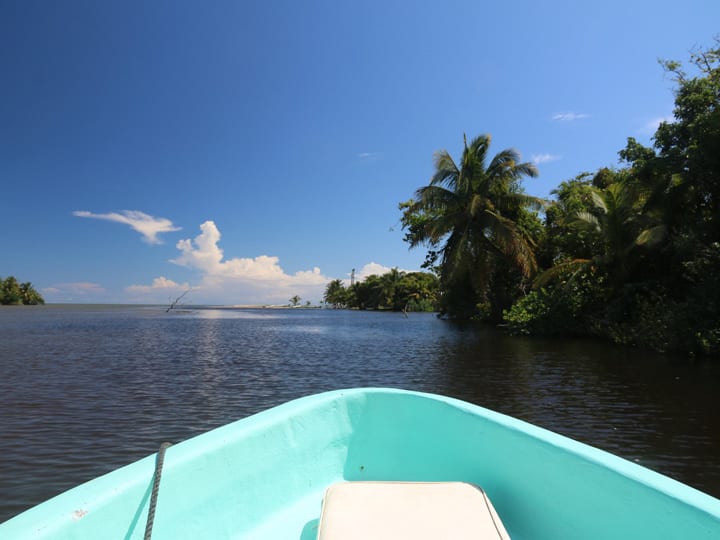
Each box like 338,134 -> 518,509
20,282 -> 45,305
405,134 -> 543,318
535,182 -> 665,288
379,268 -> 404,308
323,279 -> 347,308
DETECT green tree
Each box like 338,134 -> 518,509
1,276 -> 22,305
577,183 -> 656,280
393,272 -> 439,312
401,133 -> 543,319
0,276 -> 44,305
542,174 -> 602,265
323,279 -> 348,308
323,271 -> 438,312
378,268 -> 404,308
289,295 -> 301,307
656,43 -> 720,240
351,275 -> 383,310
20,282 -> 44,305
538,166 -> 667,284
512,42 -> 720,355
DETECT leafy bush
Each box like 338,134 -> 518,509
504,271 -> 605,336
590,280 -> 720,356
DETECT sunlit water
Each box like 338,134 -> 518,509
1,304 -> 719,522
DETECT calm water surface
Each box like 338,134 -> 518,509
1,304 -> 719,522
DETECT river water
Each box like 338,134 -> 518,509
1,304 -> 719,522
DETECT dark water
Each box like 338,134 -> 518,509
1,305 -> 719,522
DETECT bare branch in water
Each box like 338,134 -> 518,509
166,289 -> 192,312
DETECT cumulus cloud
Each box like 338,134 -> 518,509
347,262 -> 415,284
531,153 -> 561,165
73,210 -> 181,244
123,221 -> 419,305
354,262 -> 394,280
162,221 -> 329,304
552,112 -> 590,122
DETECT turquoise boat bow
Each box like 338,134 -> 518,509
1,388 -> 719,539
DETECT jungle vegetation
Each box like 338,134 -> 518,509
0,276 -> 45,305
399,43 -> 720,356
323,269 -> 439,312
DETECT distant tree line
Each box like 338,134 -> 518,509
323,269 -> 439,312
0,276 -> 45,305
400,42 -> 720,356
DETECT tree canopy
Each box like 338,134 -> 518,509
400,133 -> 543,320
0,276 -> 45,305
323,270 -> 439,312
402,41 -> 720,356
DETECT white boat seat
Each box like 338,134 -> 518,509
317,481 -> 511,539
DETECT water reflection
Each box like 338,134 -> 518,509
171,307 -> 284,319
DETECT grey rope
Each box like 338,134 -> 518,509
144,442 -> 172,540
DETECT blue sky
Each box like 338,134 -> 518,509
2,1 -> 718,304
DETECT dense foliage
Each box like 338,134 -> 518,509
402,43 -> 720,356
0,276 -> 44,305
323,269 -> 439,312
399,134 -> 544,320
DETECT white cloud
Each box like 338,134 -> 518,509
160,221 -> 329,304
125,276 -> 190,294
354,262 -> 393,280
122,222 -> 420,305
346,262 -> 415,285
552,112 -> 590,122
73,210 -> 181,244
531,153 -> 561,165
357,152 -> 382,161
640,115 -> 673,135
42,282 -> 106,297
124,277 -> 192,304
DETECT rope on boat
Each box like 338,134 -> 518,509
144,442 -> 172,540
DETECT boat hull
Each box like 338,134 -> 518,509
1,388 -> 719,539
